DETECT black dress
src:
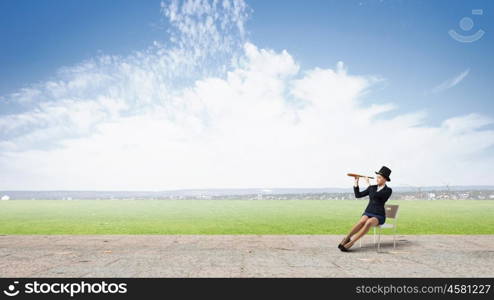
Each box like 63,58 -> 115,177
354,184 -> 392,221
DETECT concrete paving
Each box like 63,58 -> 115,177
0,235 -> 493,277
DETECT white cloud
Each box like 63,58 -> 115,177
0,0 -> 493,190
431,68 -> 470,93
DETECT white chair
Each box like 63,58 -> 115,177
359,204 -> 399,252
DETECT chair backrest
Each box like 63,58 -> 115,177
384,204 -> 399,219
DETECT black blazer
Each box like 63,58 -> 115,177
353,184 -> 392,216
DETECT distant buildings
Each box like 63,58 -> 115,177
192,190 -> 494,201
1,190 -> 493,201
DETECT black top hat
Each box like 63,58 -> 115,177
375,166 -> 391,181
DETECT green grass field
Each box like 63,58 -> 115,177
0,199 -> 493,234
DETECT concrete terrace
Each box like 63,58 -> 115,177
1,235 -> 493,277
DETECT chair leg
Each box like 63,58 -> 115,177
373,227 -> 376,244
377,227 -> 381,252
393,226 -> 397,249
359,236 -> 362,248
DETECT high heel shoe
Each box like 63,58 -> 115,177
338,237 -> 351,249
339,243 -> 351,252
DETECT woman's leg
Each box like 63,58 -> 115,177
340,215 -> 369,244
344,217 -> 379,248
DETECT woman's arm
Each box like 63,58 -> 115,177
353,185 -> 370,198
353,176 -> 370,198
381,188 -> 392,203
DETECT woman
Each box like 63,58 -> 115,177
338,166 -> 392,252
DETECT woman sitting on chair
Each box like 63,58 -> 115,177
339,166 -> 392,252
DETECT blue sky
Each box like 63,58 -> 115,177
1,0 -> 493,122
0,0 -> 493,189
250,0 -> 494,124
